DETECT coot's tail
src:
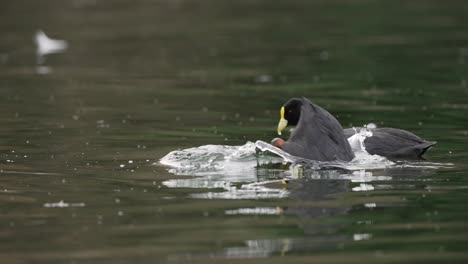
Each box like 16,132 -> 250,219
394,141 -> 437,160
417,141 -> 437,158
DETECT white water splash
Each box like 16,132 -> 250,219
255,140 -> 394,170
159,132 -> 450,199
159,140 -> 391,199
347,126 -> 373,152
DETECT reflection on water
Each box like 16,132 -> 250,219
191,180 -> 289,200
353,233 -> 372,241
43,200 -> 85,208
352,183 -> 375,192
225,207 -> 283,215
159,140 -> 450,260
223,239 -> 294,259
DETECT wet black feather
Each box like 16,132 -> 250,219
282,98 -> 355,161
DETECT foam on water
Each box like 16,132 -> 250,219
161,142 -> 261,180
159,127 -> 450,200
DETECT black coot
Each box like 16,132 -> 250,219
343,127 -> 436,160
275,97 -> 436,161
276,97 -> 355,161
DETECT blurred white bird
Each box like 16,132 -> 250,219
35,30 -> 68,58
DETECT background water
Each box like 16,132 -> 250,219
1,0 -> 468,263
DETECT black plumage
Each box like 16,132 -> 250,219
276,97 -> 436,161
279,97 -> 355,161
343,127 -> 436,160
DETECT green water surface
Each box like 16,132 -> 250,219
1,0 -> 468,263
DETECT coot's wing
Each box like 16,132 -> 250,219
365,128 -> 436,159
372,128 -> 426,143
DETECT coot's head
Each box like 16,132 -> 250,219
277,98 -> 302,135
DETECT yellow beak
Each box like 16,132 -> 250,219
277,106 -> 288,135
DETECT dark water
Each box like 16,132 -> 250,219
1,0 -> 468,263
